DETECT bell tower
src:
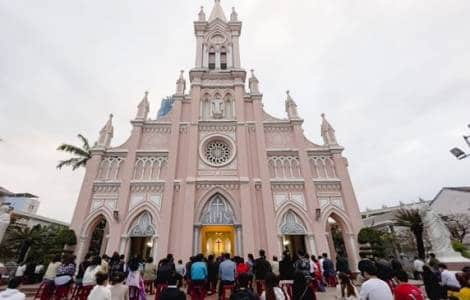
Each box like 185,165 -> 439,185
193,0 -> 242,70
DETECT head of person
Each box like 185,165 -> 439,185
111,252 -> 120,262
102,254 -> 109,261
119,254 -> 125,261
62,254 -> 74,265
359,260 -> 378,280
311,255 -> 317,263
422,265 -> 432,274
259,249 -> 266,258
208,254 -> 214,262
91,255 -> 102,266
177,259 -> 183,264
273,256 -> 278,262
7,278 -> 21,290
429,253 -> 436,258
223,253 -> 231,260
237,272 -> 251,288
167,254 -> 174,262
52,255 -> 61,263
196,253 -> 204,262
84,253 -> 92,261
297,250 -> 305,258
264,272 -> 280,300
167,274 -> 179,287
128,258 -> 140,272
248,253 -> 254,261
95,272 -> 108,286
395,270 -> 409,283
322,253 -> 328,258
111,272 -> 125,285
146,257 -> 153,264
438,263 -> 448,272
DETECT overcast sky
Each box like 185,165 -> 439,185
1,0 -> 470,223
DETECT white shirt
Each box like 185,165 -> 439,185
413,259 -> 424,272
87,285 -> 111,300
309,260 -> 316,274
14,265 -> 26,277
359,278 -> 393,300
441,270 -> 461,288
83,265 -> 102,286
175,264 -> 186,276
319,258 -> 325,273
271,261 -> 280,276
260,287 -> 286,300
0,288 -> 26,300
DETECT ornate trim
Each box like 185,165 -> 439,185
92,183 -> 120,194
130,182 -> 165,193
196,182 -> 240,190
271,182 -> 304,192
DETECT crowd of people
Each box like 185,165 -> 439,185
0,250 -> 470,300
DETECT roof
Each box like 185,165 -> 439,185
208,0 -> 227,22
0,187 -> 14,197
12,210 -> 69,227
430,186 -> 470,205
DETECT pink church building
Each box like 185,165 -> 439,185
70,0 -> 363,269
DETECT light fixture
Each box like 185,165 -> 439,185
283,239 -> 290,246
146,241 -> 153,247
450,147 -> 468,160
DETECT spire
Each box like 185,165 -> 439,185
198,6 -> 206,21
249,69 -> 260,94
96,114 -> 114,148
175,70 -> 186,95
230,7 -> 238,22
208,0 -> 227,22
285,90 -> 300,119
136,91 -> 150,120
321,113 -> 338,145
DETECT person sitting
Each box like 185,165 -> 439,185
230,272 -> 258,300
109,272 -> 129,300
260,272 -> 285,300
0,277 -> 26,300
54,255 -> 76,286
88,272 -> 111,300
160,274 -> 186,300
358,260 -> 393,300
448,276 -> 470,300
293,271 -> 316,300
439,263 -> 461,295
337,272 -> 358,300
393,270 -> 424,300
83,256 -> 103,286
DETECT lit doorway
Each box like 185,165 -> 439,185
129,237 -> 153,260
88,218 -> 108,256
201,225 -> 235,257
282,235 -> 306,257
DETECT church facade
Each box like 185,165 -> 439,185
70,0 -> 363,268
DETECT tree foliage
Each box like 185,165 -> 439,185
442,213 -> 470,243
394,209 -> 425,259
56,134 -> 91,170
357,227 -> 391,258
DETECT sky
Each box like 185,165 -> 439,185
1,0 -> 470,223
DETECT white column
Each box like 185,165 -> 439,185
152,235 -> 159,262
307,234 -> 317,257
193,225 -> 201,255
227,45 -> 233,68
278,234 -> 284,256
195,35 -> 203,67
232,36 -> 240,68
235,224 -> 243,256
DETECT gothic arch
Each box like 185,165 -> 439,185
123,205 -> 159,235
127,211 -> 156,237
320,207 -> 354,234
195,188 -> 240,225
276,205 -> 311,235
278,209 -> 307,235
80,210 -> 113,238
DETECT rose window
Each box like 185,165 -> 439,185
205,140 -> 232,166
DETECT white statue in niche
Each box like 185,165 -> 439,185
211,96 -> 224,119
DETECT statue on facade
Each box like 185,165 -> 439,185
420,205 -> 462,259
211,96 -> 225,119
0,204 -> 11,244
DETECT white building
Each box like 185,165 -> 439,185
0,186 -> 39,214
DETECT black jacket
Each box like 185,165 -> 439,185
160,287 -> 186,300
253,257 -> 272,280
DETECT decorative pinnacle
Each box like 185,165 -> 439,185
109,113 -> 114,119
321,113 -> 326,119
286,90 -> 290,96
250,69 -> 255,76
144,91 -> 149,97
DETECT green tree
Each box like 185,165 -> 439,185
358,227 -> 387,257
394,209 -> 425,259
5,225 -> 46,263
56,134 -> 91,170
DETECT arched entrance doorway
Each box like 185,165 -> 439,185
279,210 -> 307,257
325,212 -> 355,267
128,211 -> 156,260
196,193 -> 240,256
88,216 -> 109,256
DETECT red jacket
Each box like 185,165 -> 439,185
394,283 -> 425,300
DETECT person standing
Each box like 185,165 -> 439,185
358,261 -> 393,300
0,278 -> 26,300
160,275 -> 186,300
336,253 -> 350,274
54,255 -> 76,287
279,252 -> 294,280
83,256 -> 103,286
88,272 -> 111,300
422,265 -> 441,300
260,272 -> 286,300
271,256 -> 280,277
109,272 -> 129,300
207,255 -> 218,295
292,271 -> 316,300
427,253 -> 440,271
219,253 -> 237,300
230,273 -> 258,300
337,272 -> 358,300
126,258 -> 146,300
321,253 -> 336,287
412,257 -> 424,280
43,255 -> 61,283
175,259 -> 186,278
254,250 -> 272,281
191,254 -> 208,299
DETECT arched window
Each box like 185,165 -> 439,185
220,47 -> 227,70
209,48 -> 216,70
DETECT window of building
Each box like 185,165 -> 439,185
209,48 -> 216,70
220,47 -> 227,70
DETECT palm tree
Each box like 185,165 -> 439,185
394,208 -> 425,259
56,134 -> 91,170
5,225 -> 46,263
